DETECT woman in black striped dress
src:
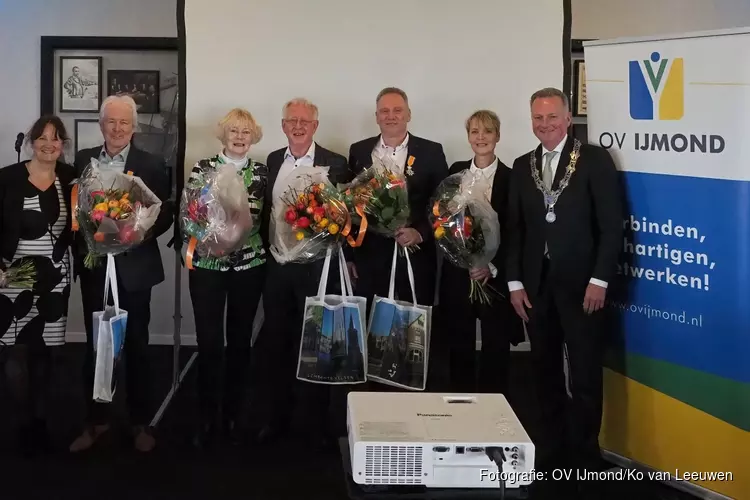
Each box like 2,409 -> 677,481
0,115 -> 75,454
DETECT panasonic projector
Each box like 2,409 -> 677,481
347,392 -> 535,489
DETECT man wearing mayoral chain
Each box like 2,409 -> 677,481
505,87 -> 622,496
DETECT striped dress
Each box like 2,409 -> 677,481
0,178 -> 71,347
183,153 -> 268,271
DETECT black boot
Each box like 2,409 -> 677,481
192,418 -> 218,450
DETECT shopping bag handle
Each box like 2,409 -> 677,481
103,253 -> 120,313
316,246 -> 334,299
387,241 -> 418,305
338,246 -> 354,297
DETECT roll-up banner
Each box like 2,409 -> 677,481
584,28 -> 750,500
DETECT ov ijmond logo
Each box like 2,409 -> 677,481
629,51 -> 684,120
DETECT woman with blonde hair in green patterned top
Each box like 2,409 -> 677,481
183,107 -> 268,449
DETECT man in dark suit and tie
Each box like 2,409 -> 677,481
506,87 -> 622,495
347,87 -> 449,310
254,98 -> 353,448
69,95 -> 173,453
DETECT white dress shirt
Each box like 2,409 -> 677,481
372,134 -> 409,174
469,156 -> 498,197
219,150 -> 249,169
507,136 -> 607,292
469,157 -> 499,277
271,142 -> 316,242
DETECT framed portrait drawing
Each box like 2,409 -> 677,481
74,119 -> 104,153
573,60 -> 587,117
107,70 -> 160,114
60,56 -> 102,113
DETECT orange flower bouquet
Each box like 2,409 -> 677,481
270,166 -> 350,264
341,157 -> 410,238
73,158 -> 162,268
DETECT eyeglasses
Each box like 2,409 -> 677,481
283,118 -> 314,127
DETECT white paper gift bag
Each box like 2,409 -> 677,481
366,241 -> 432,391
92,254 -> 128,403
296,246 -> 368,385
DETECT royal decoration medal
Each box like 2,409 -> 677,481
406,155 -> 415,176
530,140 -> 581,223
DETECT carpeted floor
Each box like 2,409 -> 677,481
0,345 -> 700,500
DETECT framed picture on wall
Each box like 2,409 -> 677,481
74,119 -> 104,152
59,56 -> 102,113
573,60 -> 587,117
107,70 -> 160,114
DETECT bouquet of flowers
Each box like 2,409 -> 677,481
429,170 -> 501,304
341,156 -> 410,243
270,166 -> 350,264
0,258 -> 36,289
180,162 -> 254,267
73,158 -> 162,268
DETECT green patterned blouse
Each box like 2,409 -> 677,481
183,153 -> 268,271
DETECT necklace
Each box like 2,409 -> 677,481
529,139 -> 581,223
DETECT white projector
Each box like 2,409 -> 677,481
346,392 -> 535,489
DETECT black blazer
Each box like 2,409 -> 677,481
447,158 -> 512,286
73,145 -> 173,291
348,133 -> 449,249
505,136 -> 623,297
260,142 -> 353,251
0,161 -> 76,268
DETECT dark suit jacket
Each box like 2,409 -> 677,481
447,158 -> 512,287
347,133 -> 449,253
260,142 -> 353,252
505,136 -> 623,298
0,161 -> 76,268
73,145 -> 173,291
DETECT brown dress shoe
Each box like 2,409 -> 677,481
134,426 -> 156,452
69,424 -> 110,453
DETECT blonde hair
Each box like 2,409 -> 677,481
217,108 -> 263,145
465,109 -> 500,135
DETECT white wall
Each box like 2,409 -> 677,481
0,0 -> 177,167
0,0 -> 179,343
572,0 -> 750,39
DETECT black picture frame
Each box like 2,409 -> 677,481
107,70 -> 161,114
40,36 -> 178,116
74,119 -> 103,153
59,56 -> 102,113
573,59 -> 587,117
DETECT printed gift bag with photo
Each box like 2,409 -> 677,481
296,246 -> 368,385
367,241 -> 432,391
92,254 -> 128,403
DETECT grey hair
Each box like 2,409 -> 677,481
282,97 -> 319,120
100,95 -> 139,125
530,87 -> 569,110
376,87 -> 409,106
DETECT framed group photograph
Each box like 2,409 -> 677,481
74,119 -> 104,153
573,59 -> 587,117
107,70 -> 160,114
59,56 -> 102,113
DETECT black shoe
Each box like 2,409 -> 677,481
17,419 -> 51,457
255,423 -> 288,446
192,421 -> 217,450
222,419 -> 244,446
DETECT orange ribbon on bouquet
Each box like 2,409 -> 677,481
185,237 -> 198,270
71,184 -> 80,231
345,204 -> 368,248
